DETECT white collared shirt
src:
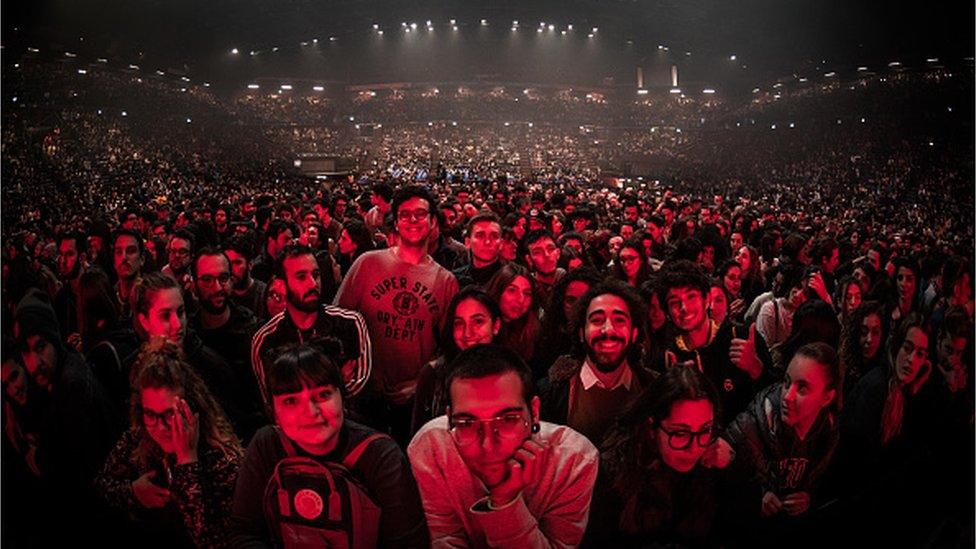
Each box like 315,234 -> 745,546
579,359 -> 633,391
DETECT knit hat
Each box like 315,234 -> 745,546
14,289 -> 62,350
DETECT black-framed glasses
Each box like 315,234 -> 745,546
397,209 -> 430,222
656,423 -> 716,450
143,408 -> 175,428
197,273 -> 232,287
449,411 -> 529,446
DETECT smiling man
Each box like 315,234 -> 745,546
408,344 -> 598,547
539,279 -> 653,444
334,185 -> 459,445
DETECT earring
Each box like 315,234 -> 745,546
531,423 -> 540,433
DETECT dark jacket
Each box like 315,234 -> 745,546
539,355 -> 657,429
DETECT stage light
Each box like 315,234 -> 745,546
281,84 -> 293,90
186,118 -> 192,123
312,38 -> 318,43
799,77 -> 808,82
481,19 -> 488,25
75,69 -> 87,75
771,124 -> 776,130
888,61 -> 900,67
427,20 -> 432,26
512,27 -> 517,32
180,88 -> 187,92
247,84 -> 260,89
669,88 -> 681,94
373,24 -> 379,30
313,86 -> 324,91
428,122 -> 433,127
65,52 -> 77,57
637,89 -> 649,95
28,47 -> 40,53
926,58 -> 939,63
587,33 -> 593,38
504,122 -> 510,126
122,111 -> 128,117
513,20 -> 519,25
702,88 -> 715,94
592,27 -> 598,33
231,48 -> 239,54
450,19 -> 456,25
561,30 -> 566,35
411,22 -> 418,29
250,51 -> 256,56
453,26 -> 458,31
729,54 -> 736,61
824,71 -> 836,77
355,124 -> 361,129
378,30 -> 383,35
272,46 -> 279,52
528,122 -> 533,127
329,36 -> 336,41
752,88 -> 760,93
349,116 -> 355,121
548,24 -> 555,31
567,24 -> 573,30
539,29 -> 544,34
203,82 -> 210,87
128,64 -> 139,69
402,22 -> 407,27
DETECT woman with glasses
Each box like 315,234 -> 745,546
587,365 -> 723,546
95,340 -> 242,547
259,276 -> 287,321
229,343 -> 429,547
611,237 -> 651,288
718,342 -> 841,544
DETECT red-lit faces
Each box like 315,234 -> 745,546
581,294 -> 637,373
654,398 -> 714,473
138,288 -> 186,345
781,354 -> 835,433
273,384 -> 344,455
452,298 -> 500,351
283,254 -> 321,313
859,313 -> 883,360
498,276 -> 533,322
466,221 -> 502,267
894,327 -> 929,384
666,286 -> 707,333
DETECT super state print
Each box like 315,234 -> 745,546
369,276 -> 443,342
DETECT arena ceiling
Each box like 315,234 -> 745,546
5,0 -> 973,92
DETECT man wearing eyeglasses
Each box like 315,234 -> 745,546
408,344 -> 598,548
190,248 -> 264,440
335,185 -> 459,445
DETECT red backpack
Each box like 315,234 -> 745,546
263,428 -> 387,548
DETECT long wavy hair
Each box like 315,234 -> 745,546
76,268 -> 121,352
880,314 -> 931,445
485,263 -> 540,362
129,340 -> 242,468
838,300 -> 888,398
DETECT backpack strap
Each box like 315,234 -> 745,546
342,433 -> 388,470
274,426 -> 299,458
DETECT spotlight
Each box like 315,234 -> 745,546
231,48 -> 239,54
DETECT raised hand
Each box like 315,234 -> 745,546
171,397 -> 199,465
730,323 -> 762,380
132,471 -> 172,508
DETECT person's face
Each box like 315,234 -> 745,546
2,358 -> 28,406
867,249 -> 881,271
647,222 -> 663,244
466,221 -> 502,266
166,237 -> 192,273
565,238 -> 583,255
452,298 -> 500,351
894,327 -> 929,384
824,248 -> 840,273
666,287 -> 707,333
122,213 -> 139,231
20,335 -> 57,391
844,283 -> 862,316
608,236 -> 624,257
938,335 -> 967,370
896,266 -> 917,303
89,235 -> 104,255
113,235 -> 143,281
572,217 -> 589,233
266,279 -> 287,317
194,254 -> 232,314
224,249 -> 250,289
273,383 -> 344,455
395,197 -> 434,246
582,293 -> 637,373
499,276 -> 533,322
215,209 -> 228,227
624,206 -> 639,223
781,354 -> 835,432
647,293 -> 667,331
699,246 -> 715,270
337,229 -> 356,255
723,266 -> 742,297
138,288 -> 186,345
270,229 -> 294,258
304,225 -> 320,248
279,209 -> 294,222
735,246 -> 751,273
563,280 -> 591,320
303,213 -> 318,230
730,232 -> 744,252
708,286 -> 728,325
141,386 -> 182,454
526,237 -> 560,276
334,200 -> 347,218
655,398 -> 714,473
500,238 -> 518,262
860,313 -> 883,360
551,216 -> 564,236
618,247 -> 642,280
57,239 -> 82,279
449,371 -> 538,488
283,254 -> 321,313
788,284 -> 807,309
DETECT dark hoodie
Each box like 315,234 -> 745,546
14,289 -> 121,542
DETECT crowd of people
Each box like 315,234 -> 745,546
1,55 -> 973,548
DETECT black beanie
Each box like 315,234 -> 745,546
14,288 -> 62,350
